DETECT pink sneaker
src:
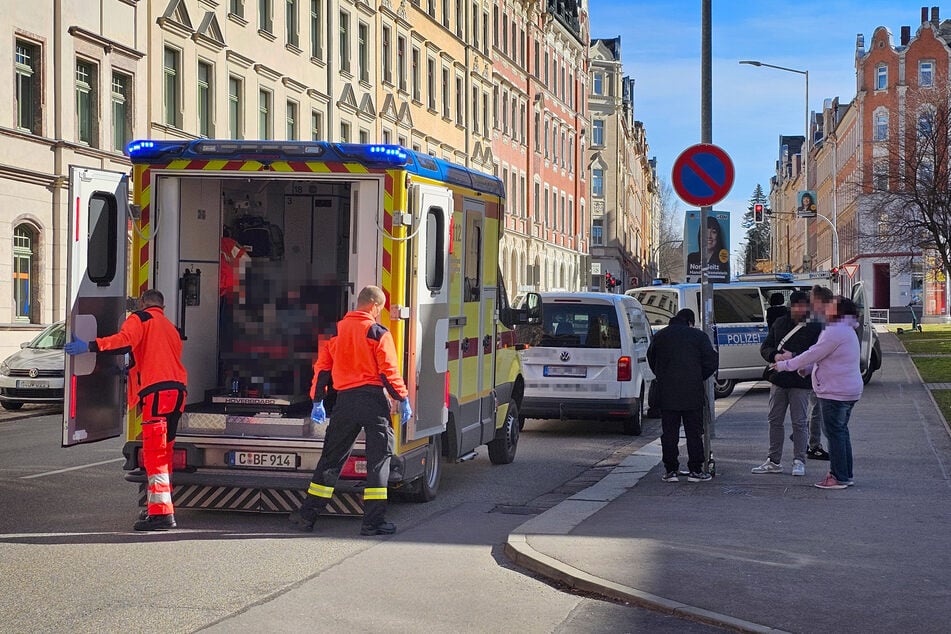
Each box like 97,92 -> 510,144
814,473 -> 848,490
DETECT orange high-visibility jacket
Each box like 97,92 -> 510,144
92,306 -> 187,405
219,236 -> 247,297
310,310 -> 407,402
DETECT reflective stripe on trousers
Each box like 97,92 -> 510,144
142,419 -> 174,516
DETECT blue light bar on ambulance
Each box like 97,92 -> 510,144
334,143 -> 410,166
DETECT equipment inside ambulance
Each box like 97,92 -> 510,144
64,140 -> 536,514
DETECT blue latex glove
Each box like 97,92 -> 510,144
311,401 -> 327,424
64,336 -> 90,356
399,399 -> 413,424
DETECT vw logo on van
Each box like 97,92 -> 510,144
560,351 -> 571,362
28,368 -> 39,378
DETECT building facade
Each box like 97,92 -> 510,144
587,36 -> 656,292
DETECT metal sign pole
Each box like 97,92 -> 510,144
700,0 -> 716,449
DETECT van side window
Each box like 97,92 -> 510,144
464,215 -> 481,302
628,309 -> 651,344
635,290 -> 678,326
424,206 -> 445,291
714,289 -> 764,323
87,192 -> 119,285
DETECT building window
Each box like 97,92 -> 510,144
456,0 -> 464,37
874,111 -> 888,141
13,224 -> 37,323
533,112 -> 540,152
493,6 -> 499,47
197,61 -> 213,138
382,128 -> 391,144
533,181 -> 540,222
544,187 -> 550,225
286,0 -> 299,47
592,119 -> 604,146
311,110 -> 323,140
163,47 -> 180,127
259,0 -> 273,32
592,218 -> 603,246
592,168 -> 604,197
381,26 -> 392,85
339,11 -> 350,72
919,60 -> 934,87
472,5 -> 479,49
918,111 -> 934,140
76,60 -> 98,146
873,167 -> 888,191
443,0 -> 451,28
259,89 -> 272,139
441,67 -> 450,118
310,0 -> 323,58
111,72 -> 131,151
412,47 -> 421,101
427,57 -> 436,110
875,64 -> 887,90
482,11 -> 489,54
230,0 -> 245,18
455,76 -> 464,125
482,92 -> 489,135
229,76 -> 243,139
358,22 -> 369,82
544,120 -> 549,156
15,40 -> 40,134
471,89 -> 479,133
286,100 -> 297,138
340,121 -> 350,142
593,72 -> 603,95
502,13 -> 508,55
397,36 -> 406,91
544,51 -> 549,84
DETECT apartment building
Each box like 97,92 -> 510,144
587,36 -> 657,292
0,2 -> 147,356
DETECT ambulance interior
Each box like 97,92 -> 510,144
154,176 -> 361,437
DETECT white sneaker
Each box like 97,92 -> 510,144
751,460 -> 782,474
792,459 -> 805,477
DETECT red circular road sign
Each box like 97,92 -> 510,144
671,144 -> 735,207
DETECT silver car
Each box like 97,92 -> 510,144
0,321 -> 66,410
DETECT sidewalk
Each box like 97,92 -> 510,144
506,331 -> 951,633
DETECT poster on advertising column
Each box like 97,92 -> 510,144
684,210 -> 731,283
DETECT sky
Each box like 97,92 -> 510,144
588,0 -> 920,266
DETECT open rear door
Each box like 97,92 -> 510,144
851,280 -> 874,376
406,183 -> 452,441
63,167 -> 130,446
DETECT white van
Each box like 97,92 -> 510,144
627,274 -> 881,398
517,292 -> 653,435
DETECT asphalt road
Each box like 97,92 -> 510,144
0,410 -> 723,633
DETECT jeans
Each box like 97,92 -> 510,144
819,398 -> 856,483
661,408 -> 705,474
808,391 -> 824,450
766,385 -> 809,464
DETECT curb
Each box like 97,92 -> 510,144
0,406 -> 61,424
504,384 -> 789,633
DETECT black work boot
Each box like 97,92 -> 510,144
289,505 -> 320,532
134,513 -> 176,531
360,521 -> 396,536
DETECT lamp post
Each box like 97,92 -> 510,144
740,60 -> 810,269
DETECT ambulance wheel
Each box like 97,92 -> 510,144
488,400 -> 520,465
621,400 -> 642,436
402,436 -> 441,502
713,378 -> 735,399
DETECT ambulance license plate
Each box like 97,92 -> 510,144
543,365 -> 586,378
227,451 -> 297,469
16,380 -> 50,388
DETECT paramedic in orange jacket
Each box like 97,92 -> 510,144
65,289 -> 187,532
290,285 -> 412,536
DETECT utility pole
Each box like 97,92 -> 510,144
700,0 -> 715,438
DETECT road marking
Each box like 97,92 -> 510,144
20,457 -> 124,479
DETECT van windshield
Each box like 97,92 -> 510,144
535,303 -> 621,349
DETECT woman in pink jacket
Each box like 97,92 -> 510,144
773,296 -> 863,490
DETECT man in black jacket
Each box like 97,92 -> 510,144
752,291 -> 822,477
647,308 -> 718,482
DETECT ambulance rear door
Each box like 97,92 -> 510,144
63,166 -> 130,446
406,183 -> 452,440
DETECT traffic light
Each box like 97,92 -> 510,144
831,266 -> 840,277
753,203 -> 765,223
604,272 -> 617,289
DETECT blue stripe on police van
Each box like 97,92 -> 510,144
716,325 -> 768,346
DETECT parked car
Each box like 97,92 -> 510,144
0,321 -> 66,410
517,292 -> 654,435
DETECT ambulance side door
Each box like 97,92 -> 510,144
63,167 -> 129,446
407,184 -> 451,440
851,280 -> 875,376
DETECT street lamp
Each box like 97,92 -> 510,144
740,60 -> 810,268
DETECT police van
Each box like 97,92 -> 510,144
627,273 -> 881,398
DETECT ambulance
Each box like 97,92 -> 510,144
64,140 -> 537,513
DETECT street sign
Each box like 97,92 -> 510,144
671,144 -> 735,207
843,263 -> 859,279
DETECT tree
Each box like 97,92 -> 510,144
856,80 -> 951,276
652,180 -> 685,281
742,184 -> 771,274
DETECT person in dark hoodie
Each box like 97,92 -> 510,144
647,308 -> 718,482
752,291 -> 823,477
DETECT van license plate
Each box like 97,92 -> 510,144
544,366 -> 586,378
227,451 -> 297,469
17,380 -> 49,389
